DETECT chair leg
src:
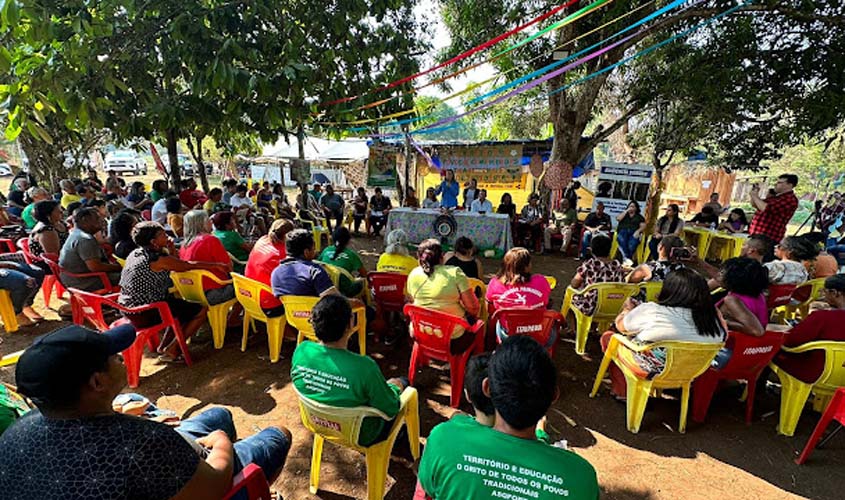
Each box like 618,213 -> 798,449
575,316 -> 592,355
408,343 -> 420,386
591,347 -> 615,397
309,435 -> 324,495
691,372 -> 720,424
124,338 -> 146,389
448,354 -> 467,408
626,378 -> 652,434
241,312 -> 252,352
209,303 -> 231,349
796,391 -> 844,464
365,447 -> 390,500
776,372 -> 813,437
41,276 -> 55,308
405,390 -> 421,460
268,320 -> 283,363
679,383 -> 691,433
0,291 -> 19,333
744,374 -> 760,425
170,323 -> 194,366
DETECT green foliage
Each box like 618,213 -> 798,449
763,132 -> 845,199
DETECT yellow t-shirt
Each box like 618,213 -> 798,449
202,199 -> 216,212
376,253 -> 418,275
61,193 -> 82,209
406,265 -> 470,337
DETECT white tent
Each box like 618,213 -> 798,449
260,136 -> 368,161
318,140 -> 369,162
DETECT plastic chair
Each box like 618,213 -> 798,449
113,256 -> 126,267
561,283 -> 639,355
367,272 -> 408,316
0,238 -> 16,254
69,288 -> 193,388
777,278 -> 826,321
466,278 -> 488,323
404,304 -> 485,408
796,387 -> 845,464
770,341 -> 845,436
692,329 -> 786,424
141,209 -> 152,221
0,349 -> 23,367
316,261 -> 368,302
490,308 -> 563,356
591,333 -> 723,433
638,282 -> 663,302
766,284 -> 797,312
222,463 -> 271,500
41,253 -> 118,324
296,214 -> 329,253
296,387 -> 421,500
171,270 -> 237,349
0,289 -> 18,333
232,273 -> 286,363
282,295 -> 367,355
18,238 -> 66,308
544,275 -> 557,290
227,251 -> 248,268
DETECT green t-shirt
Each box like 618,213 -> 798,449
150,190 -> 164,202
419,414 -> 599,500
291,341 -> 401,446
617,213 -> 645,232
554,208 -> 577,227
319,246 -> 365,297
213,229 -> 249,262
21,203 -> 37,229
0,384 -> 30,436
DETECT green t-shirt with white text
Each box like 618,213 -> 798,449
291,341 -> 401,446
418,414 -> 599,500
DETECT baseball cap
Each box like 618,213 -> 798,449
15,324 -> 136,404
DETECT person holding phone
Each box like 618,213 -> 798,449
749,174 -> 799,243
578,202 -> 612,260
627,235 -> 686,286
615,201 -> 646,264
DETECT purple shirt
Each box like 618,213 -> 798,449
271,259 -> 334,298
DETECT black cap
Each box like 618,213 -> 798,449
15,324 -> 136,404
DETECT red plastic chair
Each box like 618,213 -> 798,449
404,304 -> 485,408
796,387 -> 845,464
367,272 -> 408,316
691,329 -> 786,424
141,209 -> 152,221
41,253 -> 118,323
222,463 -> 271,500
69,288 -> 192,388
766,284 -> 797,311
17,238 -> 66,308
489,307 -> 564,357
0,238 -> 16,254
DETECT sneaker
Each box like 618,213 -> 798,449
623,258 -> 634,267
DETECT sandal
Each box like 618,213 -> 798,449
156,353 -> 186,364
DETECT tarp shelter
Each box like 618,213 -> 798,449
254,136 -> 370,189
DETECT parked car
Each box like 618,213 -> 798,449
104,150 -> 147,175
166,154 -> 194,177
0,163 -> 12,176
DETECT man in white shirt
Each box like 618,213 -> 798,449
151,191 -> 174,226
229,184 -> 254,209
469,189 -> 493,213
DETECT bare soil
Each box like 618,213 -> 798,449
1,234 -> 842,500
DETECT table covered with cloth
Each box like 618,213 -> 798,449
384,208 -> 513,252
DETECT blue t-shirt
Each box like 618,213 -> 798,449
436,180 -> 460,209
271,258 -> 334,297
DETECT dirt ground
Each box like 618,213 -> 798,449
1,234 -> 843,500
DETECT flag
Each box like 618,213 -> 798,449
150,143 -> 168,176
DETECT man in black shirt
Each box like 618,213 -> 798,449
579,202 -> 612,259
369,187 -> 393,237
0,325 -> 292,500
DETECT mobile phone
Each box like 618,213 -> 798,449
670,246 -> 694,261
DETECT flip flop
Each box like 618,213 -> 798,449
156,353 -> 185,364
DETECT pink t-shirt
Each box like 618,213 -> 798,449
485,274 -> 552,310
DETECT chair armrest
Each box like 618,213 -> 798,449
62,269 -> 115,292
0,349 -> 24,367
467,319 -> 486,335
780,340 -> 840,354
608,333 -> 652,353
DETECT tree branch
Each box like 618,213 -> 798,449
580,103 -> 643,156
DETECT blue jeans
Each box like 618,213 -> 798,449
0,263 -> 45,313
616,229 -> 640,261
176,407 -> 291,496
580,231 -> 594,258
648,236 -> 662,261
828,244 -> 845,266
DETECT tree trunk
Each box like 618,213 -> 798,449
644,155 -> 666,237
18,131 -> 70,189
187,134 -> 210,192
166,128 -> 181,189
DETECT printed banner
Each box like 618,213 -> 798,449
150,143 -> 167,176
368,146 -> 400,187
290,159 -> 311,185
464,168 -> 527,190
440,144 -> 523,170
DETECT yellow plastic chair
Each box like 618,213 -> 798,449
282,295 -> 367,355
544,275 -> 557,290
770,341 -> 845,436
296,214 -> 330,253
466,278 -> 488,323
316,261 -> 369,303
296,387 -> 421,500
0,289 -> 19,333
638,281 -> 663,302
232,273 -> 286,363
591,333 -> 723,433
171,270 -> 237,349
775,278 -> 826,322
114,256 -> 126,267
0,349 -> 23,367
227,251 -> 248,269
561,283 -> 639,354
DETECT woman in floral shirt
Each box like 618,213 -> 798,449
570,234 -> 625,315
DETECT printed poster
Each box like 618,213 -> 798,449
368,146 -> 400,187
440,144 -> 523,170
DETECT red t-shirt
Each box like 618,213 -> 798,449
178,234 -> 230,289
244,235 -> 286,309
179,189 -> 208,209
775,309 -> 845,383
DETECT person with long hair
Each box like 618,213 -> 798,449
615,200 -> 646,264
376,229 -> 417,275
179,210 -> 237,307
626,235 -> 686,285
318,226 -> 367,297
444,236 -> 482,280
124,181 -> 152,210
435,169 -> 460,209
352,186 -> 370,233
648,203 -> 684,260
496,193 -> 517,221
109,209 -> 140,259
719,208 -> 749,233
765,235 -> 812,285
422,187 -> 440,210
28,200 -> 69,261
486,247 -> 552,310
602,268 -> 726,399
570,234 -> 625,315
406,239 -> 480,353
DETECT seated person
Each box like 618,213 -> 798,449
6,177 -> 29,217
719,208 -> 749,233
689,205 -> 719,227
229,184 -> 254,210
417,336 -> 599,500
0,324 -> 291,500
149,179 -> 168,202
422,187 -> 440,210
406,239 -> 480,353
0,261 -> 45,327
486,247 -> 552,310
109,209 -> 140,260
704,192 -> 727,214
496,193 -> 517,221
368,187 -> 392,237
570,234 -> 625,315
648,203 -> 684,260
118,222 -> 229,361
124,182 -> 153,211
179,210 -> 236,307
166,197 -> 185,237
711,257 -> 769,368
615,200 -> 646,263
28,200 -> 69,263
58,208 -> 122,291
211,211 -> 253,269
626,235 -> 686,285
151,190 -> 177,226
517,193 -> 543,251
443,236 -> 482,280
202,187 -> 225,213
376,229 -> 418,275
543,198 -> 577,253
352,187 -> 369,233
579,202 -> 612,259
604,269 -> 726,399
178,178 -> 207,209
469,189 -> 492,213
772,274 -> 845,383
271,229 -> 338,299
318,226 -> 368,297
765,235 -> 811,285
291,295 -> 409,445
59,179 -> 81,210
319,184 -> 345,231
245,219 -> 294,315
21,187 -> 50,230
404,186 -> 420,208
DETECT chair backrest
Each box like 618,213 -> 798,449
651,341 -> 724,386
403,304 -> 470,356
141,209 -> 151,221
40,253 -> 63,277
717,329 -> 786,379
316,261 -> 356,288
67,288 -> 118,331
639,282 -> 663,302
281,295 -> 321,339
114,256 -> 126,267
466,278 -> 488,321
171,270 -> 231,304
232,273 -> 274,320
490,308 -> 562,347
544,275 -> 557,290
767,284 -> 797,310
788,278 -> 826,307
592,283 -> 640,319
222,463 -> 271,500
367,272 -> 408,311
294,387 -> 389,450
798,341 -> 845,389
17,237 -> 34,264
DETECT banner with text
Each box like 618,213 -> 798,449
368,146 -> 400,187
440,144 -> 524,170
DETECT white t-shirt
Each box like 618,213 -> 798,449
764,260 -> 808,285
423,198 -> 440,209
470,199 -> 493,213
230,194 -> 254,208
623,302 -> 724,344
151,198 -> 168,225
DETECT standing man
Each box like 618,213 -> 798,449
704,192 -> 728,215
469,189 -> 492,213
319,185 -> 345,231
579,202 -> 612,260
749,174 -> 799,243
368,188 -> 392,237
